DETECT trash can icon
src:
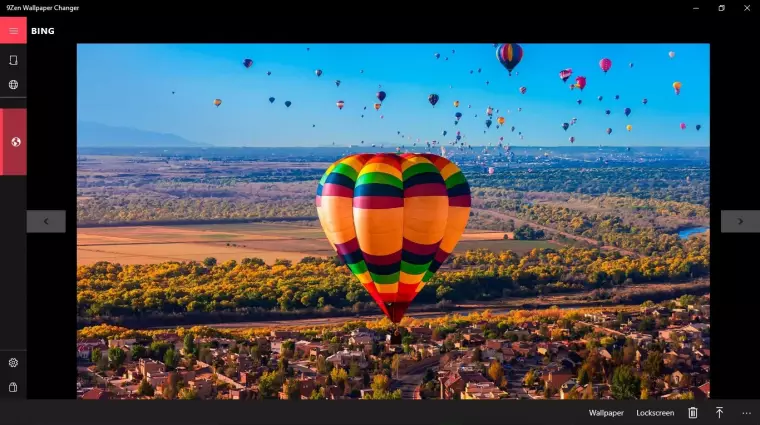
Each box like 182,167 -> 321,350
8,382 -> 18,393
688,406 -> 698,419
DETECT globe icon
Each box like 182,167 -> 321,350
8,80 -> 18,90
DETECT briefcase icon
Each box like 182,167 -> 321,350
9,382 -> 18,393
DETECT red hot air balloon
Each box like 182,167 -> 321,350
376,91 -> 387,103
575,76 -> 587,91
336,100 -> 345,110
680,123 -> 687,130
599,58 -> 612,73
559,68 -> 573,82
519,86 -> 527,95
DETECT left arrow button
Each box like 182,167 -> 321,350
27,210 -> 66,233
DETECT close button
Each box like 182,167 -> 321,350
27,210 -> 66,233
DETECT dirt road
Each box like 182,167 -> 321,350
472,208 -> 638,257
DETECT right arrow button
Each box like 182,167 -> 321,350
722,210 -> 760,233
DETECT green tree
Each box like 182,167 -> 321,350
611,365 -> 640,400
285,378 -> 301,400
178,387 -> 198,400
90,347 -> 102,364
278,357 -> 290,375
577,367 -> 590,386
136,379 -> 154,397
130,345 -> 147,360
678,294 -> 697,308
316,355 -> 331,375
203,257 -> 217,267
643,351 -> 663,377
149,341 -> 171,361
108,347 -> 126,369
258,371 -> 278,399
183,333 -> 196,356
164,348 -> 178,369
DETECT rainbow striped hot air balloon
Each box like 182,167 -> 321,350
495,43 -> 523,76
315,153 -> 471,323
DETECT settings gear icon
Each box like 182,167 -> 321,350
8,358 -> 18,368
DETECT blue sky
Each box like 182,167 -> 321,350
77,43 -> 709,147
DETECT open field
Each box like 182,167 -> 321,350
77,222 -> 560,266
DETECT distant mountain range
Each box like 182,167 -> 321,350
77,121 -> 211,147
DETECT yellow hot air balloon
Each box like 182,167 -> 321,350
626,124 -> 632,132
673,81 -> 682,95
315,153 -> 471,323
373,103 -> 382,111
497,116 -> 505,125
453,100 -> 460,107
213,99 -> 222,107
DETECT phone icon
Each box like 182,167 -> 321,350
9,55 -> 17,66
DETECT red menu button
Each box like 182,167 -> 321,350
0,17 -> 27,44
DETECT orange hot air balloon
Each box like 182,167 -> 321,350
315,153 -> 471,323
336,100 -> 345,110
213,99 -> 222,107
673,81 -> 682,95
373,103 -> 382,111
496,116 -> 505,125
453,100 -> 460,107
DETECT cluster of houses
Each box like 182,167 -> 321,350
76,301 -> 710,401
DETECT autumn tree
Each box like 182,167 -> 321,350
523,369 -> 536,387
330,367 -> 348,393
488,361 -> 506,388
349,361 -> 361,378
391,355 -> 401,379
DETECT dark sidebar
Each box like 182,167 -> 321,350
0,16 -> 27,399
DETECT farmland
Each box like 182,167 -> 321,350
77,222 -> 559,266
